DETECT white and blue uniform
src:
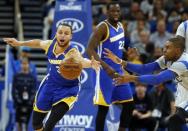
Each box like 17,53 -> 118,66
156,53 -> 188,110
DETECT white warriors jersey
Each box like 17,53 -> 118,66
176,20 -> 188,52
156,53 -> 188,109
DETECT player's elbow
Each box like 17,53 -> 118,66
151,74 -> 169,85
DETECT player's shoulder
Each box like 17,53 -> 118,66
170,61 -> 188,72
96,20 -> 109,30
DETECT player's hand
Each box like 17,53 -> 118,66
113,74 -> 136,86
103,48 -> 122,64
3,38 -> 21,47
91,56 -> 101,72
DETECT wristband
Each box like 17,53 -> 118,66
117,59 -> 123,64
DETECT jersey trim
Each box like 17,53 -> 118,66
45,40 -> 53,54
112,98 -> 134,104
33,105 -> 50,113
52,96 -> 77,109
94,75 -> 109,106
52,42 -> 58,56
110,32 -> 124,42
101,22 -> 109,43
93,88 -> 109,106
184,21 -> 187,36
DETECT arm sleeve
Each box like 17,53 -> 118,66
138,70 -> 177,85
125,62 -> 161,75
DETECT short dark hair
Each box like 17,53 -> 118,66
106,2 -> 120,10
168,37 -> 185,52
57,23 -> 73,34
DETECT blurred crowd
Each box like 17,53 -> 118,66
1,0 -> 188,130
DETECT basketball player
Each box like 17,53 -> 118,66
87,2 -> 133,131
176,20 -> 188,52
3,23 -> 100,131
104,37 -> 188,131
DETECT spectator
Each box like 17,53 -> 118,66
171,21 -> 181,35
128,2 -> 140,21
167,11 -> 181,33
128,10 -> 150,34
130,19 -> 149,45
149,0 -> 167,21
173,0 -> 185,14
181,10 -> 188,22
150,19 -> 173,48
129,83 -> 157,131
134,30 -> 151,54
150,83 -> 176,128
13,49 -> 37,78
97,6 -> 107,23
127,46 -> 142,64
140,0 -> 153,15
12,59 -> 37,131
153,47 -> 163,59
145,43 -> 155,62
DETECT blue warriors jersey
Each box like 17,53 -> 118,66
33,38 -> 80,112
99,20 -> 125,74
46,38 -> 79,86
94,20 -> 133,106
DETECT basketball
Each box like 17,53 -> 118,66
59,57 -> 82,80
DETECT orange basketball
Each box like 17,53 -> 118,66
59,57 -> 82,80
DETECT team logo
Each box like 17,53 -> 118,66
71,41 -> 85,55
56,18 -> 84,33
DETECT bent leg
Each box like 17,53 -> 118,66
44,102 -> 69,131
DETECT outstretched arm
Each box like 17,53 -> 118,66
3,38 -> 50,51
125,62 -> 161,75
113,69 -> 177,86
104,48 -> 161,74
